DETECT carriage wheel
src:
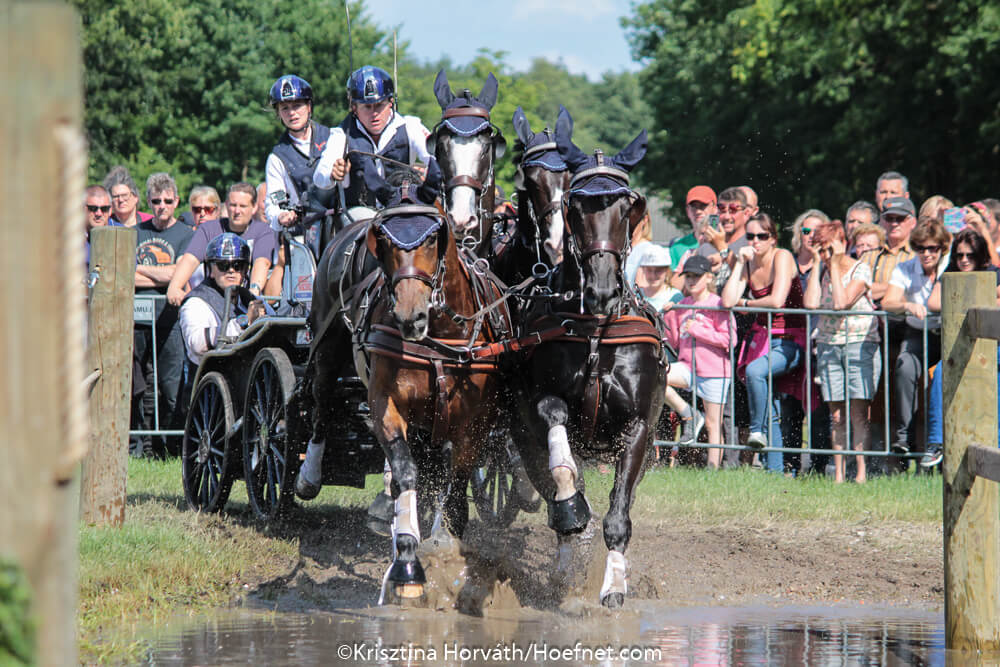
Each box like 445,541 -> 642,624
243,348 -> 297,522
182,371 -> 236,512
471,441 -> 520,528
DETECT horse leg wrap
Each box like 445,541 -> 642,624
393,489 -> 421,542
599,550 -> 628,603
547,489 -> 591,534
547,425 -> 577,501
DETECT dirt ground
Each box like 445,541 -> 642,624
248,505 -> 943,615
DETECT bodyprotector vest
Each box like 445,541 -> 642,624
341,115 -> 412,209
183,281 -> 253,327
271,121 -> 338,214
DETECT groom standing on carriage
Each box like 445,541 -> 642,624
313,65 -> 432,218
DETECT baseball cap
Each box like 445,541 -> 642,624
686,185 -> 716,205
881,196 -> 916,218
680,254 -> 713,276
638,244 -> 672,268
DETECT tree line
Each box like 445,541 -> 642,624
74,0 -> 999,227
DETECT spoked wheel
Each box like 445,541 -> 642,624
182,371 -> 236,512
470,438 -> 521,528
243,348 -> 297,522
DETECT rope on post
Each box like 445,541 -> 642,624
54,123 -> 89,484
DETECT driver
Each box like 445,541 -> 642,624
313,66 -> 431,215
264,74 -> 338,255
179,233 -> 269,369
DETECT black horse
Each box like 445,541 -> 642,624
510,106 -> 667,608
491,106 -> 571,287
427,70 -> 506,260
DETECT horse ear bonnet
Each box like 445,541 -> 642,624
375,158 -> 446,252
556,105 -> 646,198
434,69 -> 495,136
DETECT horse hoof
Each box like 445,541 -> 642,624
601,592 -> 625,609
394,583 -> 425,599
387,558 -> 427,585
547,490 -> 591,534
366,516 -> 392,537
294,474 -> 321,500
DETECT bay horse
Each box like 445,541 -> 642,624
427,69 -> 506,260
510,106 -> 667,608
351,171 -> 514,601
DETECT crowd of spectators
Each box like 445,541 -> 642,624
635,172 -> 1000,480
84,161 -> 1000,477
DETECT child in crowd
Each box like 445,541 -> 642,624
636,244 -> 682,309
662,255 -> 735,468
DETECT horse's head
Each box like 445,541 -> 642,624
427,70 -> 506,254
365,162 -> 450,340
513,107 -> 570,266
555,106 -> 647,316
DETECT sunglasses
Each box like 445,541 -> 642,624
150,198 -> 176,205
745,232 -> 771,241
86,204 -> 111,213
913,245 -> 941,254
954,252 -> 975,260
801,227 -> 813,235
719,204 -> 744,214
192,205 -> 218,215
212,260 -> 248,273
882,215 -> 907,224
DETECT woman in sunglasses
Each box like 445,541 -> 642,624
791,208 -> 831,289
188,186 -> 222,228
722,212 -> 807,473
881,219 -> 951,457
803,222 -> 881,483
179,233 -> 268,369
921,227 -> 1000,467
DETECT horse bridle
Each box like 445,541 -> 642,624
368,204 -> 450,308
515,140 -> 566,265
560,163 -> 641,313
431,105 -> 506,250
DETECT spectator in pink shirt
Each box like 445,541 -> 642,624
662,255 -> 735,468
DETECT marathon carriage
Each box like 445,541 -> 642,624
180,227 -> 525,527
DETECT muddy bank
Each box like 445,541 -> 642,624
249,507 -> 943,614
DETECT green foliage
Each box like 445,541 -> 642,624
75,0 -> 653,206
72,0 -> 392,196
0,558 -> 36,666
625,0 -> 1000,226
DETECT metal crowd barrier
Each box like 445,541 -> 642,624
131,294 -> 183,439
656,302 -> 935,461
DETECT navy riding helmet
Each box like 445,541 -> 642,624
205,233 -> 251,272
347,66 -> 395,105
269,74 -> 313,107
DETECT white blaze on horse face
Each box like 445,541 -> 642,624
599,549 -> 628,601
446,135 -> 484,235
393,489 -> 420,541
542,184 -> 565,264
547,424 -> 577,501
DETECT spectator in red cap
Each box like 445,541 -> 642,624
670,185 -> 716,267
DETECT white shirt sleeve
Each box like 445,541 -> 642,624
313,127 -> 349,191
403,115 -> 432,164
180,297 -> 220,365
265,153 -> 298,231
888,262 -> 910,291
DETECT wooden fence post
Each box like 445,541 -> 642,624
80,226 -> 136,525
0,2 -> 86,664
942,271 -> 1000,652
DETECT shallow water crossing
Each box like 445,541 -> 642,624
143,603 -> 950,665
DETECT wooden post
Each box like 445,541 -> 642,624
79,226 -> 136,525
0,2 -> 86,665
942,271 -> 1000,652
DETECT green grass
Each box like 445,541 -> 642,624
78,458 -> 942,661
585,465 -> 942,524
